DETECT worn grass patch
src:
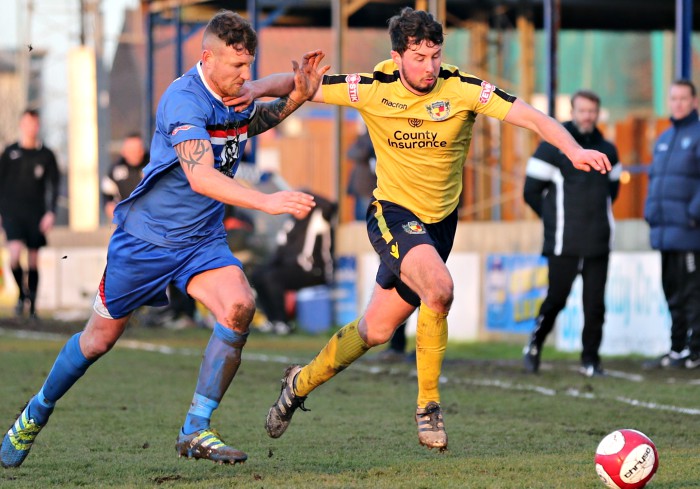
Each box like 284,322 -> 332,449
1,327 -> 698,488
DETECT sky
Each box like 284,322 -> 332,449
1,0 -> 139,163
1,0 -> 138,62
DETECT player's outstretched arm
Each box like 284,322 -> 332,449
225,73 -> 294,112
504,99 -> 611,174
175,139 -> 315,218
225,50 -> 329,112
248,50 -> 330,137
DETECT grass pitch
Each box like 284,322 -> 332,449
1,325 -> 699,488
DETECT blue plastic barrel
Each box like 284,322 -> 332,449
296,285 -> 333,333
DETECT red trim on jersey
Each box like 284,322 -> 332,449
207,125 -> 249,139
98,269 -> 107,309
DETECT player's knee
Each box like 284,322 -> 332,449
362,320 -> 398,347
423,279 -> 454,312
364,329 -> 392,347
82,333 -> 118,359
221,295 -> 256,331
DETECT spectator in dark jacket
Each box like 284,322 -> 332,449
101,133 -> 148,220
346,128 -> 377,221
522,90 -> 621,377
251,192 -> 336,335
643,79 -> 700,370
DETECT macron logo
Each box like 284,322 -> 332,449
171,124 -> 194,136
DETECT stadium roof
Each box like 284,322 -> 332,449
144,0 -> 695,32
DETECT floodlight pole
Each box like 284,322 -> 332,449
543,0 -> 560,118
247,0 -> 259,163
675,0 -> 692,80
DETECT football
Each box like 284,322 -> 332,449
595,429 -> 659,489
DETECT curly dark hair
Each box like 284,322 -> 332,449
203,10 -> 257,56
388,7 -> 444,55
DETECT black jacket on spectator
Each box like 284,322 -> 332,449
524,121 -> 621,257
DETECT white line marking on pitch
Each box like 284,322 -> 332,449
2,328 -> 698,416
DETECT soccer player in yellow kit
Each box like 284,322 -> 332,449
266,7 -> 611,451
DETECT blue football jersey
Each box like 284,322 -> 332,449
114,62 -> 256,247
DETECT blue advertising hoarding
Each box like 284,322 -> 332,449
485,254 -> 548,334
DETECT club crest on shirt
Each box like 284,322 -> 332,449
426,100 -> 450,121
33,164 -> 44,179
346,73 -> 361,103
681,137 -> 693,150
402,221 -> 426,234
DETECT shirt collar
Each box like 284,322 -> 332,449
196,61 -> 223,103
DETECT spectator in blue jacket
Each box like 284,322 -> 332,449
644,79 -> 700,370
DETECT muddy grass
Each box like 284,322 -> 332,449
0,316 -> 85,335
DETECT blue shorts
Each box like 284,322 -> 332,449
94,226 -> 242,319
366,201 -> 458,307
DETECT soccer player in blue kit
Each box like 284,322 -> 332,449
1,10 -> 329,468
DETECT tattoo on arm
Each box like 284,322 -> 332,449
175,140 -> 211,173
248,96 -> 301,137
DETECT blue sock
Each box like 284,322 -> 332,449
28,333 -> 95,425
182,323 -> 248,435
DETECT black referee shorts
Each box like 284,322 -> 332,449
1,213 -> 47,249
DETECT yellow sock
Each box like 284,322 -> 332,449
295,318 -> 370,397
416,304 -> 448,407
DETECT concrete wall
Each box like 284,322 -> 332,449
337,218 -> 651,256
0,220 -> 653,328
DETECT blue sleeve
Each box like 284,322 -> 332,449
160,89 -> 211,147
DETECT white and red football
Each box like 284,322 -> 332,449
595,429 -> 659,489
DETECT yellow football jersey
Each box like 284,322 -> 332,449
322,59 -> 516,223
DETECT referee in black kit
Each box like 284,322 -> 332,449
0,109 -> 60,318
521,90 -> 621,377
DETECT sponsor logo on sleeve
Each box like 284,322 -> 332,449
346,74 -> 361,102
479,81 -> 494,104
171,124 -> 194,136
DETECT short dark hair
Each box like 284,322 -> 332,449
124,132 -> 143,140
203,10 -> 257,56
672,79 -> 697,97
570,90 -> 601,109
22,109 -> 39,118
388,7 -> 444,55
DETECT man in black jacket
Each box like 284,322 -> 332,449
101,133 -> 148,220
251,192 -> 336,335
522,90 -> 621,377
